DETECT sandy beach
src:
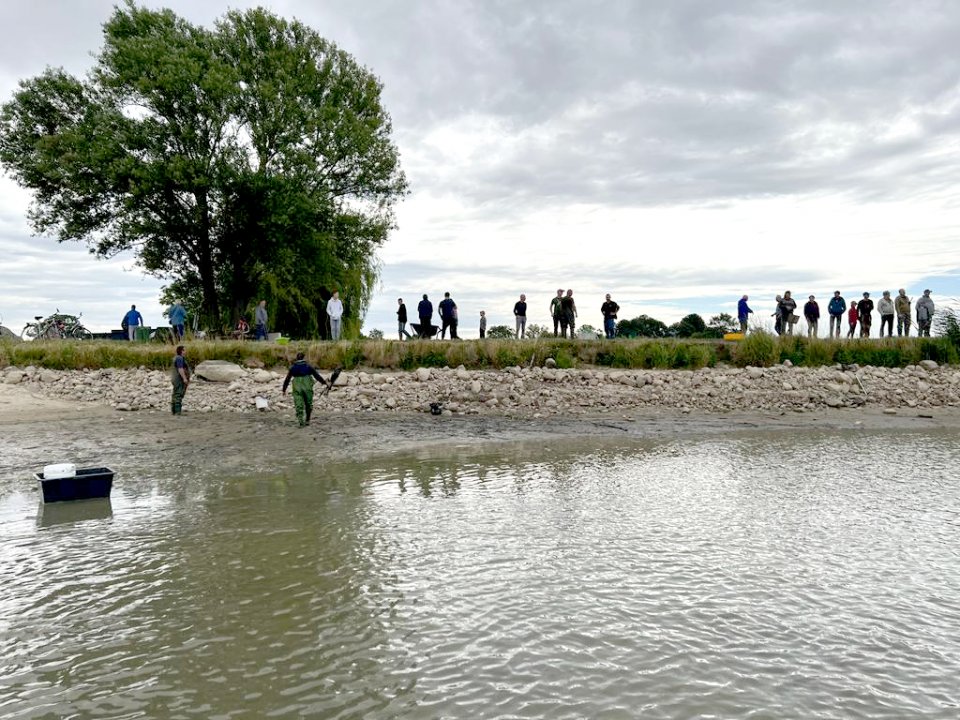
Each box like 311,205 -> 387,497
3,377 -> 959,484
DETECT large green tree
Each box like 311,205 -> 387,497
0,2 -> 406,336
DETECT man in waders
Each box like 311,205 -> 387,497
281,352 -> 328,427
171,345 -> 190,415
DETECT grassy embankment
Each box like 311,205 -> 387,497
1,333 -> 957,372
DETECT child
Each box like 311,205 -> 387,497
479,310 -> 487,339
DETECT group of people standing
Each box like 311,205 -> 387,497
737,289 -> 936,338
395,289 -> 621,340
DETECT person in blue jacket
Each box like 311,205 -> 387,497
282,352 -> 328,427
737,295 -> 753,333
168,299 -> 187,341
123,305 -> 144,341
827,291 -> 846,338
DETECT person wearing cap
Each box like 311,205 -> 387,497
803,295 -> 820,338
737,295 -> 753,333
601,293 -> 620,339
895,289 -> 912,337
916,290 -> 935,337
827,291 -> 846,338
877,291 -> 895,338
282,352 -> 328,427
168,298 -> 187,342
857,292 -> 874,337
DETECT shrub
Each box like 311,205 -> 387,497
486,325 -> 514,339
733,330 -> 779,367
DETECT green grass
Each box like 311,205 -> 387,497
1,335 -> 957,372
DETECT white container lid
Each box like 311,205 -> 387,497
43,463 -> 77,480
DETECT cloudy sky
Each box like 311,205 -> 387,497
1,0 -> 958,338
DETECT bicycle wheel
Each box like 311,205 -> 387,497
21,323 -> 38,340
72,326 -> 93,340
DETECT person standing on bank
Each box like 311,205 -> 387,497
417,294 -> 433,339
560,289 -> 577,338
396,298 -> 412,340
513,294 -> 528,338
550,289 -> 564,337
479,310 -> 487,338
827,291 -> 846,338
282,352 -> 328,427
916,289 -> 935,337
804,295 -> 820,338
601,294 -> 620,339
857,292 -> 874,337
254,300 -> 268,341
439,292 -> 458,339
326,290 -> 344,341
778,292 -> 797,335
737,295 -> 753,333
895,289 -> 912,337
847,300 -> 859,338
168,299 -> 187,342
171,345 -> 190,415
123,304 -> 144,341
877,291 -> 895,338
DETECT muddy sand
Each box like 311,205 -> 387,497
2,383 -> 957,486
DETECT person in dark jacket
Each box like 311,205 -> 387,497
396,298 -> 412,340
857,292 -> 874,337
513,294 -> 528,338
282,352 -> 328,427
601,294 -> 620,338
827,291 -> 846,338
439,292 -> 459,339
170,345 -> 191,415
417,294 -> 433,339
803,295 -> 820,338
737,295 -> 753,333
560,289 -> 577,338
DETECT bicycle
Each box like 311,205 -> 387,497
21,310 -> 93,340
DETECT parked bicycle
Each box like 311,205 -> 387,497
21,310 -> 93,340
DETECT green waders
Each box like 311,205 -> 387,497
171,376 -> 187,415
292,375 -> 315,426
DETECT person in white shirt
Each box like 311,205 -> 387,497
326,291 -> 344,341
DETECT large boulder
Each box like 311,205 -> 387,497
195,360 -> 246,383
0,326 -> 20,341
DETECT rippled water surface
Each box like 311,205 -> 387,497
2,430 -> 960,719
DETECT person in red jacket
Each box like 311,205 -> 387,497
847,302 -> 859,338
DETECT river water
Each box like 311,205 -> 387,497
2,430 -> 959,719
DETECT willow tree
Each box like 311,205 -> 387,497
0,2 -> 406,335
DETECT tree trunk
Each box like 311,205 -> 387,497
195,191 -> 221,331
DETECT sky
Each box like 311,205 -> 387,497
1,0 -> 958,338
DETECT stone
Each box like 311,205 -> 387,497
243,357 -> 265,369
384,396 -> 397,408
249,369 -> 274,383
825,397 -> 843,408
782,359 -> 794,368
883,408 -> 897,415
3,373 -> 23,385
415,367 -> 431,382
470,380 -> 482,394
115,403 -> 131,411
745,366 -> 764,379
195,360 -> 246,383
544,357 -> 557,368
919,360 -> 939,371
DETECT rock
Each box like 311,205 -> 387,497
195,360 -> 246,383
3,373 -> 23,385
249,369 -> 274,383
544,357 -> 557,368
919,360 -> 939,371
243,357 -> 265,369
782,359 -> 794,368
883,408 -> 897,415
825,397 -> 843,408
384,396 -> 397,408
116,403 -> 131,411
745,366 -> 764,379
415,367 -> 431,382
470,380 -> 482,394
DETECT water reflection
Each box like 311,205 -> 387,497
37,497 -> 113,528
0,430 -> 959,719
